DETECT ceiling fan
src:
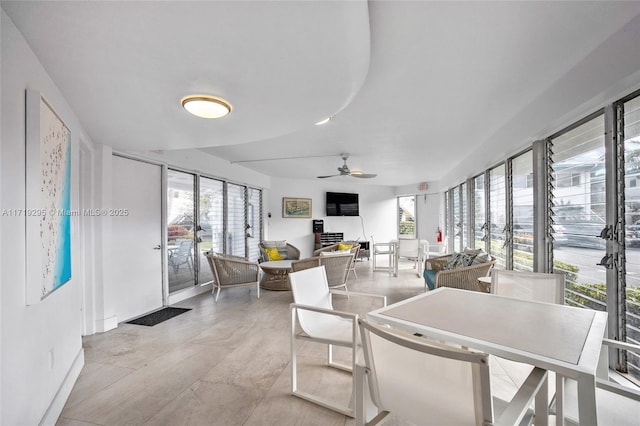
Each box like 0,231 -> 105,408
317,153 -> 377,179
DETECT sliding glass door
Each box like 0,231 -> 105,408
167,170 -> 196,292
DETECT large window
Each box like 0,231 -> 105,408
624,95 -> 640,378
512,151 -> 534,271
453,186 -> 461,251
551,115 -> 606,310
167,170 -> 196,292
398,195 -> 416,238
489,165 -> 507,268
167,170 -> 262,293
474,174 -> 486,251
461,182 -> 468,249
198,177 -> 224,283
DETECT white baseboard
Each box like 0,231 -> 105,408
95,315 -> 118,333
39,348 -> 85,426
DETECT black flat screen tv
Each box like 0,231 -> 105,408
326,192 -> 359,216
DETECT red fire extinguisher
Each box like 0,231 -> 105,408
436,227 -> 442,243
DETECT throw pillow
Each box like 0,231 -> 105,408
263,240 -> 288,259
337,243 -> 353,251
319,249 -> 351,257
463,247 -> 482,257
443,252 -> 475,270
423,269 -> 437,290
262,247 -> 283,261
472,252 -> 491,264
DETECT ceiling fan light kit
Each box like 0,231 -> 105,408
317,153 -> 377,179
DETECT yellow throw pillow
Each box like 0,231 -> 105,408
263,247 -> 283,261
337,243 -> 353,251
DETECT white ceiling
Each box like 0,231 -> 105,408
4,1 -> 640,187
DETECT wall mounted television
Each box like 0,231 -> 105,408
326,192 -> 359,216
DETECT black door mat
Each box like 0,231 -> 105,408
126,307 -> 191,326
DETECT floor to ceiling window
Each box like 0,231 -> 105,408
441,88 -> 640,383
198,176 -> 224,284
167,170 -> 262,293
461,182 -> 468,249
624,95 -> 640,379
452,186 -> 461,251
474,174 -> 486,251
226,183 -> 248,258
247,187 -> 263,262
489,164 -> 507,269
512,150 -> 534,271
167,170 -> 197,292
551,114 -> 606,309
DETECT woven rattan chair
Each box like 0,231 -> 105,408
424,254 -> 495,292
258,241 -> 300,262
291,252 -> 354,290
313,241 -> 360,257
205,253 -> 260,301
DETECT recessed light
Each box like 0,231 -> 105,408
181,95 -> 232,119
315,116 -> 332,126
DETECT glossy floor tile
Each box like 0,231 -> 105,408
57,260 -> 534,425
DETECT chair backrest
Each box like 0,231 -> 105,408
289,266 -> 334,334
396,238 -> 420,259
491,269 -> 565,304
319,253 -> 353,287
176,239 -> 193,258
358,318 -> 492,425
291,257 -> 321,272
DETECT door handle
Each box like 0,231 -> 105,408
153,245 -> 161,250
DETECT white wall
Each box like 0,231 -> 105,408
1,11 -> 86,425
266,177 -> 397,258
124,148 -> 271,190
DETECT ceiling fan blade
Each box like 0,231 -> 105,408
350,172 -> 377,178
317,174 -> 341,179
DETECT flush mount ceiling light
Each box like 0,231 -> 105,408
181,95 -> 232,119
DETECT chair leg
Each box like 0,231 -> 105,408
256,281 -> 260,299
214,285 -> 221,301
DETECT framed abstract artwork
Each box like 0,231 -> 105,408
25,90 -> 72,304
282,197 -> 312,218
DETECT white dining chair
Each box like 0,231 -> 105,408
289,266 -> 386,417
355,318 -> 549,425
490,269 -> 565,304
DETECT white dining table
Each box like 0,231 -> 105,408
366,287 -> 608,426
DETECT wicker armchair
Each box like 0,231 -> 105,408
313,241 -> 360,257
258,242 -> 300,263
313,242 -> 360,279
205,253 -> 260,301
424,254 -> 495,293
291,252 -> 354,290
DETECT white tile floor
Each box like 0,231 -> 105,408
57,260 -> 547,425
